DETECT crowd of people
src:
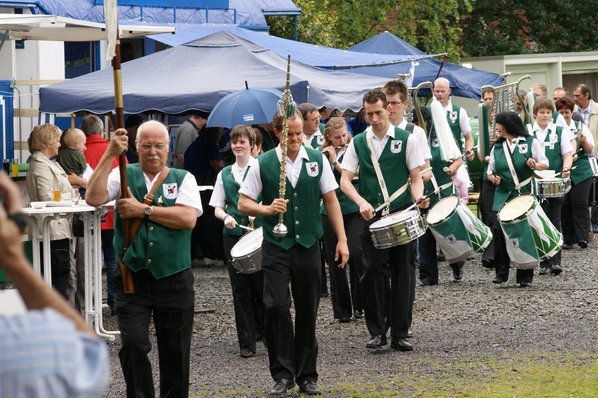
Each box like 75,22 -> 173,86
1,77 -> 597,397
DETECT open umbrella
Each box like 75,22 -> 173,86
206,85 -> 283,128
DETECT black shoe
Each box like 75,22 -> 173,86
562,243 -> 574,250
354,310 -> 365,319
550,264 -> 563,275
339,317 -> 351,323
518,281 -> 531,287
538,266 -> 550,275
492,276 -> 507,284
366,334 -> 387,349
407,328 -> 414,338
320,290 -> 329,298
452,266 -> 463,281
578,240 -> 588,249
390,338 -> 413,351
298,380 -> 321,395
270,379 -> 295,395
240,348 -> 255,358
437,250 -> 446,261
420,278 -> 437,286
481,259 -> 494,269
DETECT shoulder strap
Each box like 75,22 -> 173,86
128,167 -> 171,243
404,122 -> 415,133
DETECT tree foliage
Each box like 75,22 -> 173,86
266,0 -> 598,59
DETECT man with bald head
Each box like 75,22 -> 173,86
87,120 -> 203,398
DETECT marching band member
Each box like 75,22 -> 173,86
487,112 -> 548,287
238,111 -> 349,396
209,125 -> 264,358
340,89 -> 428,352
321,117 -> 365,323
556,97 -> 595,250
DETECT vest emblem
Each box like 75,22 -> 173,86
306,162 -> 319,177
316,135 -> 324,145
390,140 -> 402,154
163,183 -> 178,199
449,111 -> 458,124
432,138 -> 440,148
517,143 -> 528,153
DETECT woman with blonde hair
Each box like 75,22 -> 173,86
26,124 -> 74,298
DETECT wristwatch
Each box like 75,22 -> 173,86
144,205 -> 153,218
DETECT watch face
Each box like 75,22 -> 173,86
145,206 -> 152,215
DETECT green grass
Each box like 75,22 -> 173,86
331,352 -> 598,398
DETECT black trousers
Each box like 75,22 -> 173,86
223,235 -> 264,354
357,216 -> 412,342
39,238 -> 70,299
493,216 -> 533,284
114,267 -> 195,398
321,213 -> 364,319
539,196 -> 564,267
418,228 -> 464,284
562,178 -> 592,244
262,241 -> 320,385
479,178 -> 496,263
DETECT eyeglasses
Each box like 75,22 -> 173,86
139,142 -> 167,151
388,101 -> 402,107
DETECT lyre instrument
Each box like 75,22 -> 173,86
272,55 -> 296,240
477,75 -> 531,161
406,81 -> 433,136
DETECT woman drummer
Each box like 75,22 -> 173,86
556,96 -> 595,250
487,111 -> 548,287
320,117 -> 365,322
209,125 -> 264,358
527,98 -> 574,276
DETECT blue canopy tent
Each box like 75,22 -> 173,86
39,30 -> 391,115
347,31 -> 503,100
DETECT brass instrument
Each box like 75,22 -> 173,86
272,55 -> 296,240
477,75 -> 531,160
407,81 -> 433,136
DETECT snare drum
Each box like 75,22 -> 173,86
426,195 -> 492,263
230,227 -> 263,274
369,210 -> 426,249
498,195 -> 562,269
535,178 -> 571,198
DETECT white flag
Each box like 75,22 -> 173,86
104,0 -> 118,61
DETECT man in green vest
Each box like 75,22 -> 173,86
86,120 -> 203,398
340,88 -> 428,353
239,110 -> 349,396
298,102 -> 325,149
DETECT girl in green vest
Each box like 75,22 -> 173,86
556,97 -> 595,250
487,111 -> 548,287
209,125 -> 264,358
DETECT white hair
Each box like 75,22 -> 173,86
136,120 -> 170,144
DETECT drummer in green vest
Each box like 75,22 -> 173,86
209,125 -> 264,359
556,96 -> 595,250
487,111 -> 548,287
238,111 -> 349,396
86,120 -> 203,398
527,98 -> 574,276
340,88 -> 428,353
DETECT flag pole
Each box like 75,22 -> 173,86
106,0 -> 135,293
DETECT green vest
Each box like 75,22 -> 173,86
114,164 -> 192,279
446,104 -> 465,152
424,131 -> 454,207
492,136 -> 535,212
259,148 -> 324,249
570,121 -> 593,184
320,152 -> 359,216
353,128 -> 411,212
221,165 -> 262,237
305,133 -> 325,150
529,124 -> 564,172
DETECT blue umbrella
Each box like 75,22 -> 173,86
206,86 -> 283,128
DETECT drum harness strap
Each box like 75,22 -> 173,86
231,164 -> 255,229
503,140 -> 533,193
366,131 -> 409,216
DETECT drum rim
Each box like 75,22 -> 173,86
230,227 -> 263,257
498,194 -> 536,222
426,195 -> 460,225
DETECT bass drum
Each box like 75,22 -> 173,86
467,116 -> 485,192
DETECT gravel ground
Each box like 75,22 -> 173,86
101,237 -> 598,397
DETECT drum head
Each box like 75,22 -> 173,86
426,196 -> 459,225
371,210 -> 418,228
230,227 -> 263,257
499,195 -> 535,222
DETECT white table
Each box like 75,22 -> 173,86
23,203 -> 119,340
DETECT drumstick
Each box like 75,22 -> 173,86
553,166 -> 576,178
237,224 -> 254,231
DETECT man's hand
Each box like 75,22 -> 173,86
267,198 -> 288,216
107,128 -> 129,157
116,188 -> 145,219
416,196 -> 430,209
358,201 -> 375,221
334,240 -> 350,269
